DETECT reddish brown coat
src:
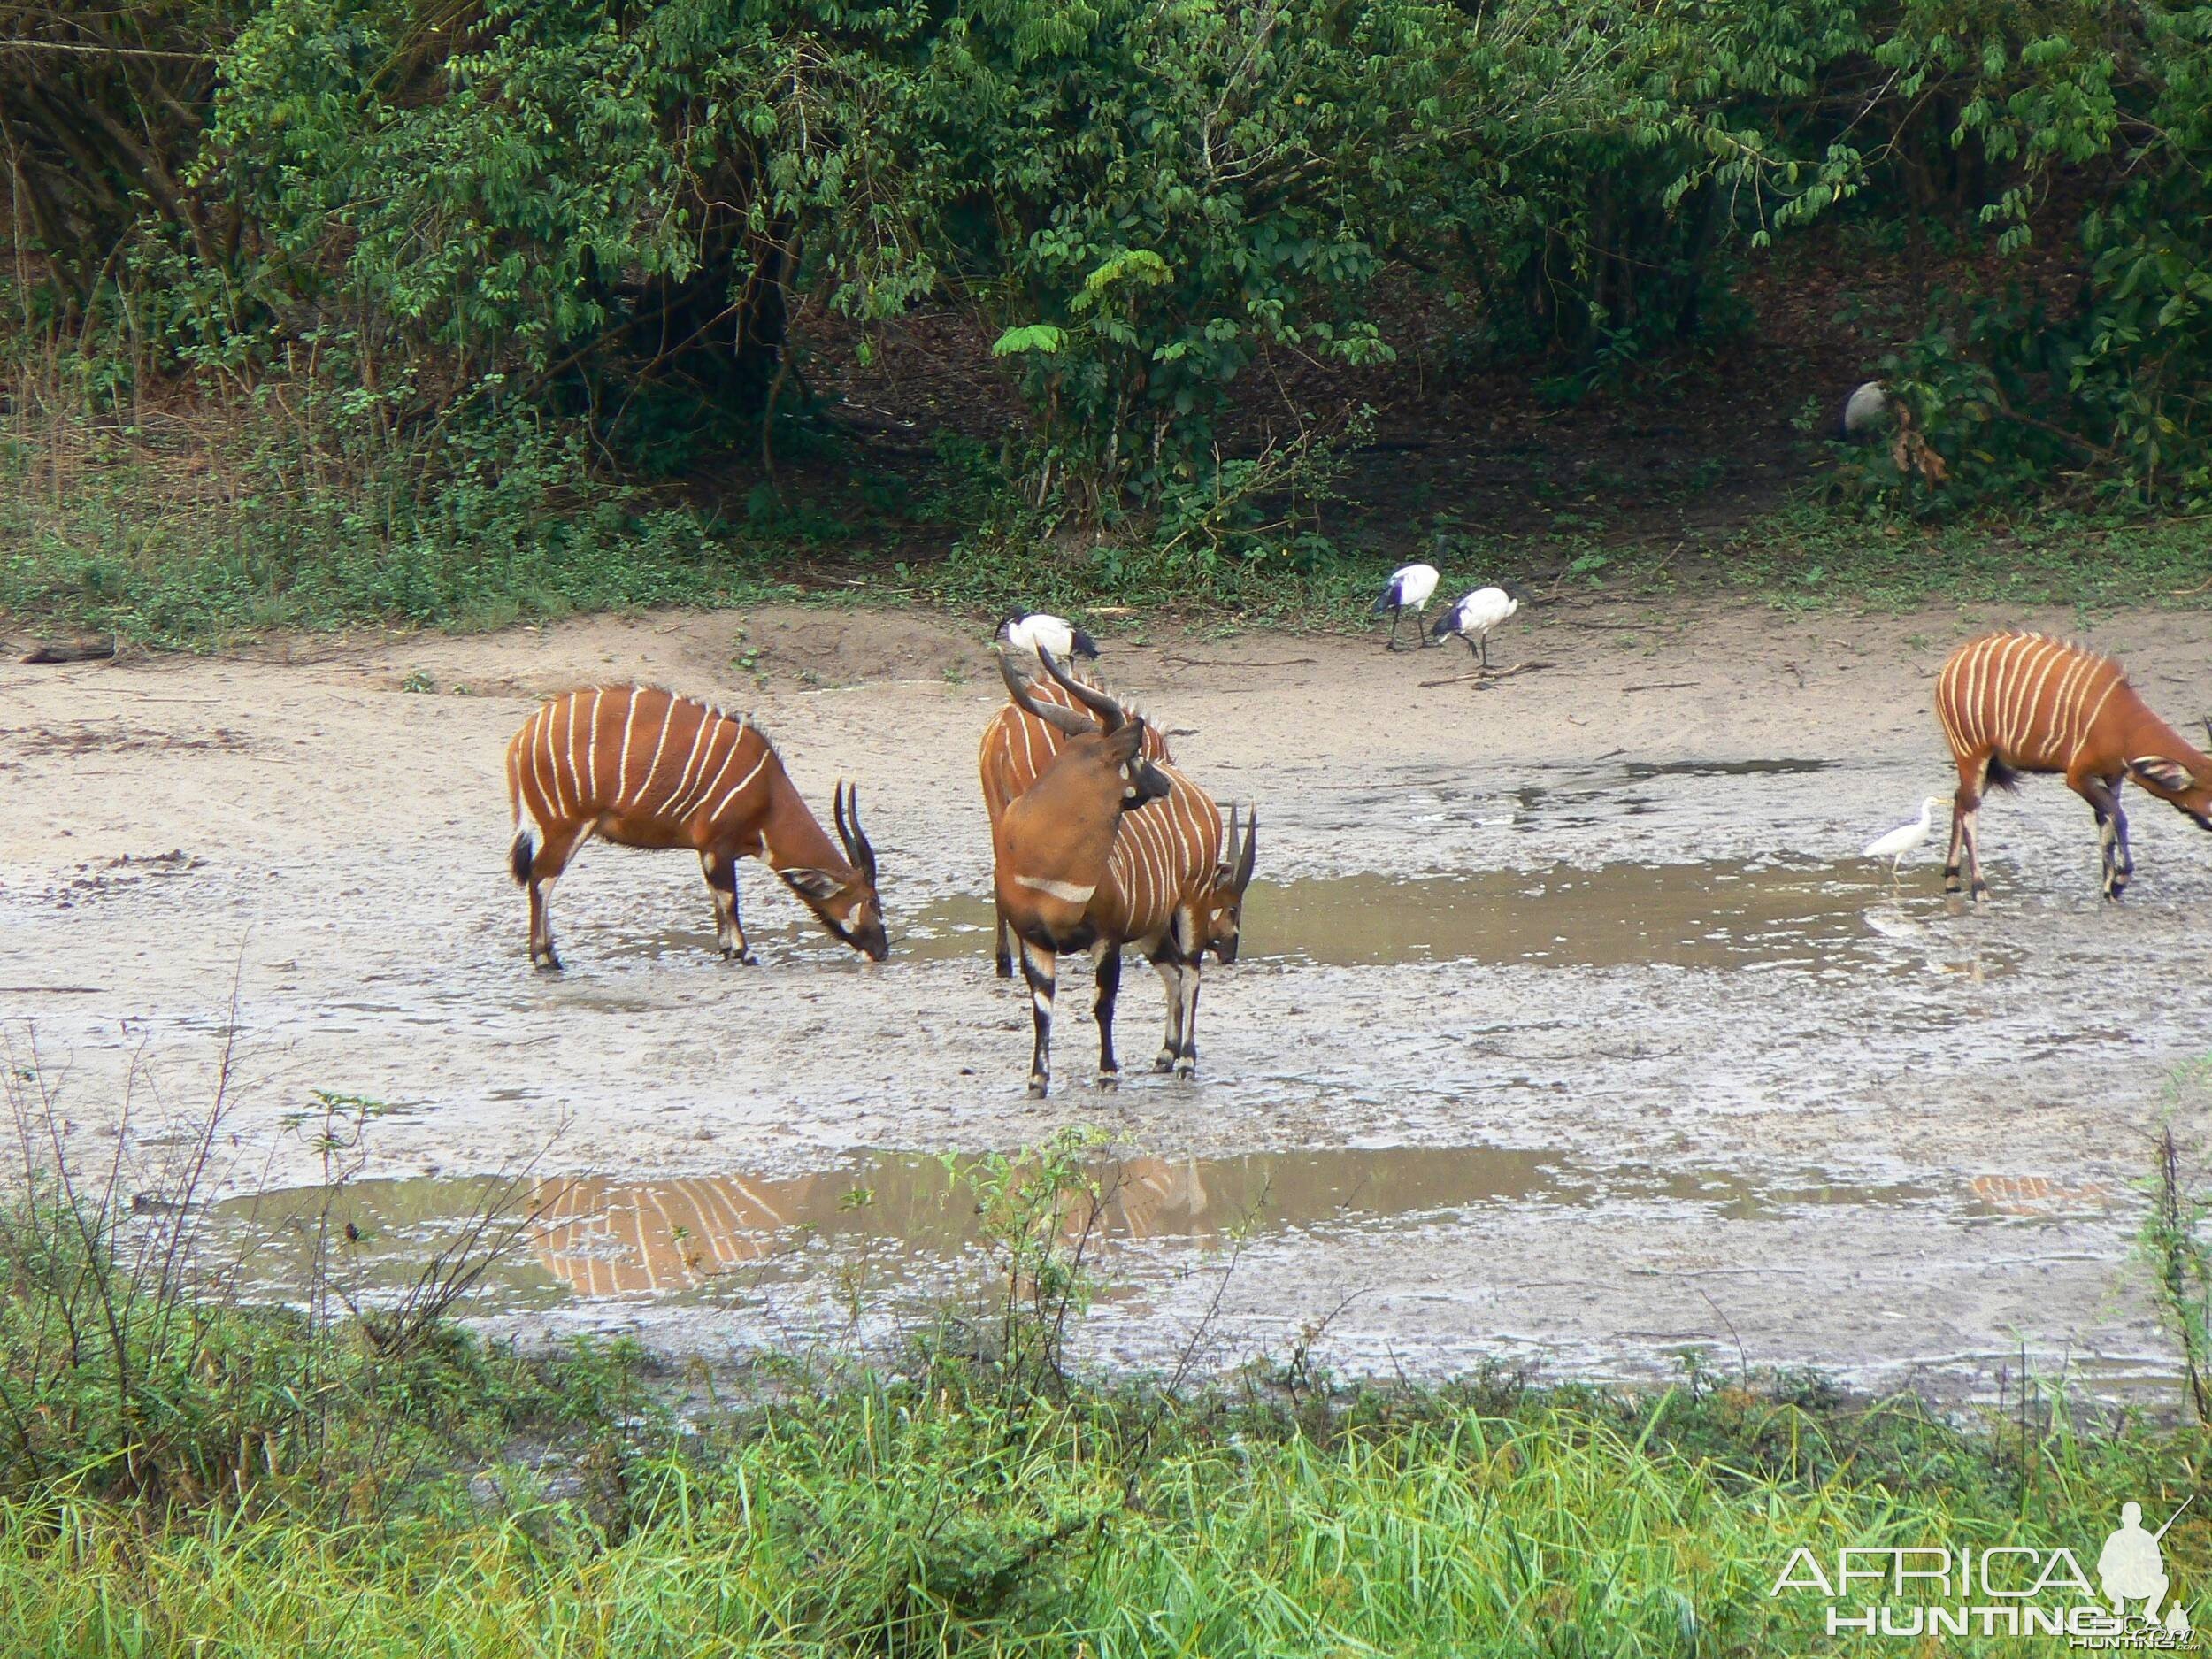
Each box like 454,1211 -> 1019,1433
1933,631 -> 2212,898
504,686 -> 884,965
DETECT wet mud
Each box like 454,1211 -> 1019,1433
5,601 -> 2212,1400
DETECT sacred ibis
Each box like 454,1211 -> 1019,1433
1863,796 -> 1944,878
1833,381 -> 1890,442
1431,585 -> 1521,668
1371,562 -> 1440,651
998,611 -> 1099,661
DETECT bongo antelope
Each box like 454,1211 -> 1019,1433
1934,631 -> 2212,901
505,686 -> 886,968
979,661 -> 1173,977
991,649 -> 1258,1097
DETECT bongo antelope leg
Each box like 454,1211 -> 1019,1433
701,851 -> 757,964
523,821 -> 594,971
1020,940 -> 1057,1099
1094,943 -> 1123,1089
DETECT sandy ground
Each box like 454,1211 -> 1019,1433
5,594 -> 2212,1397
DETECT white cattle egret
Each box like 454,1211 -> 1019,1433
1371,562 -> 1440,651
1863,795 -> 1946,876
1835,380 -> 1890,441
999,611 -> 1099,660
1431,586 -> 1521,668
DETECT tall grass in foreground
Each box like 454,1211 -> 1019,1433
2,1078 -> 2209,1656
3,1381 -> 2201,1657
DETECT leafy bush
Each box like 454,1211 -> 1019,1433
5,0 -> 2212,635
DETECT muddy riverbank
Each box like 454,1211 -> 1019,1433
4,596 -> 2209,1399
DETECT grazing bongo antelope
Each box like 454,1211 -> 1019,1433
505,686 -> 887,969
979,660 -> 1173,978
1934,631 -> 2212,902
991,649 -> 1258,1097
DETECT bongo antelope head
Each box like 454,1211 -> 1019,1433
776,781 -> 888,960
2125,725 -> 2212,831
998,646 -> 1171,810
1199,804 -> 1259,964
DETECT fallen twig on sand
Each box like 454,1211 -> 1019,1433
1162,655 -> 1317,670
1621,680 -> 1696,693
1418,660 -> 1555,688
21,635 -> 116,664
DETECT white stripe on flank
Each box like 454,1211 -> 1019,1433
2053,653 -> 2095,757
708,746 -> 772,823
584,687 -> 603,803
557,696 -> 584,813
656,710 -> 713,817
615,687 -> 641,801
679,718 -> 748,823
1016,876 -> 1098,904
2018,641 -> 2064,763
1962,641 -> 1988,743
636,694 -> 678,813
534,707 -> 563,818
2078,672 -> 2124,759
664,718 -> 729,823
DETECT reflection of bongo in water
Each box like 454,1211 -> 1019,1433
528,1174 -> 819,1295
1094,1159 -> 1208,1240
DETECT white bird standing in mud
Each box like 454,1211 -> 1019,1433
1371,562 -> 1440,651
998,611 -> 1099,661
1863,796 -> 1945,878
1431,586 -> 1521,668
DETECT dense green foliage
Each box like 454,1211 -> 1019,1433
3,0 -> 2209,637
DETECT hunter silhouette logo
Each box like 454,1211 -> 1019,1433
1771,1497 -> 2197,1643
2100,1499 -> 2193,1639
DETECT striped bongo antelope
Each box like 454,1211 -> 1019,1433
979,657 -> 1173,977
992,648 -> 1258,1097
1934,631 -> 2212,901
505,686 -> 887,969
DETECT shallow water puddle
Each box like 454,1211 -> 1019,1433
199,1146 -> 2073,1310
1235,864 -> 1980,972
604,860 -> 2000,977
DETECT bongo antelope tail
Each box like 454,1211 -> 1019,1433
1934,631 -> 2212,901
505,686 -> 887,969
990,648 -> 1258,1098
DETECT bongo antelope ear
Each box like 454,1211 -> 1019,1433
778,867 -> 844,902
2128,756 -> 2194,793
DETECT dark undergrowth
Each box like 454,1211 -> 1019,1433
6,416 -> 2208,652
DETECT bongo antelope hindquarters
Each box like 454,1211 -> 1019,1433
979,661 -> 1173,977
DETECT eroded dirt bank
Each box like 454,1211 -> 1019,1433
4,595 -> 2210,1397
